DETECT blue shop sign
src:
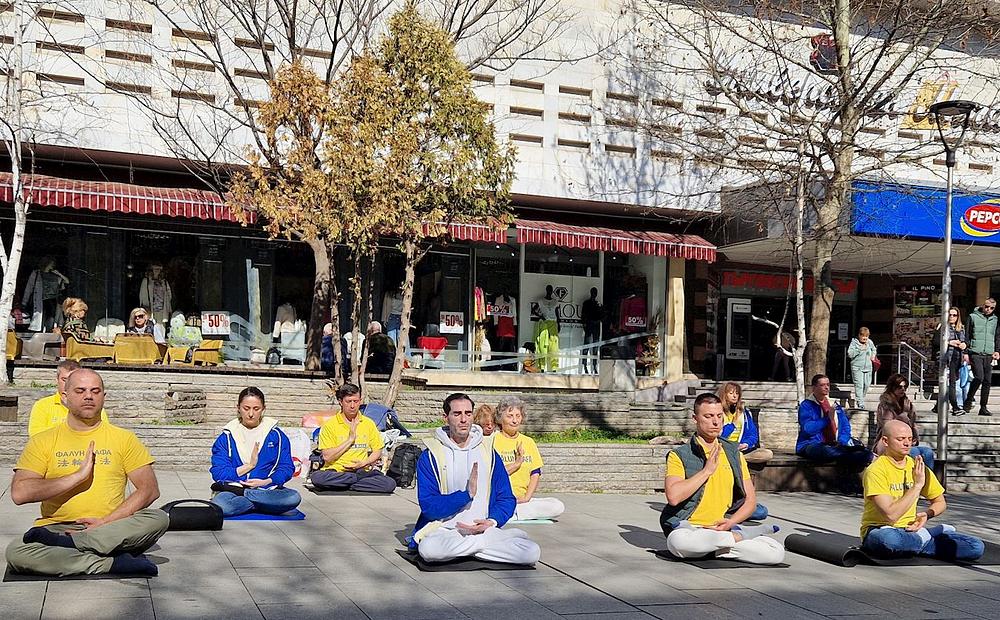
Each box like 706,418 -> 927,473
852,180 -> 1000,245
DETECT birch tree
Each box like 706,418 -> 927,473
623,0 -> 1000,377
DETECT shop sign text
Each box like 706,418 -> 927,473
201,311 -> 230,336
439,311 -> 465,334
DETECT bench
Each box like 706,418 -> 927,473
752,452 -> 863,494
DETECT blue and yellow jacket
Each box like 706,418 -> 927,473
210,419 -> 294,487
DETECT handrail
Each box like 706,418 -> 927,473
877,341 -> 928,400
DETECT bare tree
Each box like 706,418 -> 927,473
622,0 -> 1000,377
80,0 -> 575,371
0,1 -> 104,365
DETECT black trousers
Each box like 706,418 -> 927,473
967,353 -> 993,411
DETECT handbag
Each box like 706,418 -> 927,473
871,356 -> 881,372
160,499 -> 224,531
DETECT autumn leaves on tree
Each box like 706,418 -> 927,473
229,4 -> 516,403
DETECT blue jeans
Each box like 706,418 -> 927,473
798,443 -> 872,468
909,445 -> 935,473
212,487 -> 302,517
863,527 -> 984,561
386,314 -> 402,344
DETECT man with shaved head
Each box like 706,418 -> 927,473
6,369 -> 169,577
860,419 -> 983,561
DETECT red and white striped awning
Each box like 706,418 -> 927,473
422,221 -> 507,244
0,173 -> 240,222
516,219 -> 716,262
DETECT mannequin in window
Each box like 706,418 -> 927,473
532,285 -> 560,372
492,289 -> 517,370
382,286 -> 404,344
139,263 -> 173,326
272,302 -> 299,339
581,287 -> 603,374
22,257 -> 69,332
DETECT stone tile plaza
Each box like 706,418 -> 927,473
4,473 -> 1000,620
9,0 -> 1000,618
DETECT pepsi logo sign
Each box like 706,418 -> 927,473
961,200 -> 1000,237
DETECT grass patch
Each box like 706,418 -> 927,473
531,428 -> 669,444
411,420 -> 444,429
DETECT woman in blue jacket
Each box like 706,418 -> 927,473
717,382 -> 773,464
210,387 -> 301,516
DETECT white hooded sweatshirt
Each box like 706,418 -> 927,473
435,424 -> 492,529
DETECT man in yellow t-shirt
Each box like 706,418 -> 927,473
5,369 -> 169,577
28,360 -> 108,437
492,395 -> 564,520
860,419 -> 983,561
309,383 -> 396,493
660,393 -> 784,565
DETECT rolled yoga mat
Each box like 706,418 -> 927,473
785,531 -> 1000,567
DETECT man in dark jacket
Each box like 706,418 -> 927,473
965,298 -> 999,415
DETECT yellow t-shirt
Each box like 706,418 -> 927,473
666,440 -> 751,527
28,393 -> 108,437
861,454 -> 944,537
317,413 -> 384,472
721,409 -> 745,443
493,432 -> 544,498
15,421 -> 154,526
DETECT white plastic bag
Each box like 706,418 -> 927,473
285,427 -> 313,478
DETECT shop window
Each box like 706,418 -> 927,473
524,244 -> 598,277
474,246 -> 520,364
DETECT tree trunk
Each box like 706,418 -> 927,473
305,239 -> 332,371
805,219 -> 837,379
349,250 -> 363,386
328,242 -> 344,385
793,150 -> 808,396
357,253 -> 375,395
384,239 -> 418,407
0,1 -> 27,369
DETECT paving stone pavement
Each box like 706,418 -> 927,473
2,472 -> 1000,619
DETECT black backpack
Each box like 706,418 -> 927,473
387,443 -> 423,488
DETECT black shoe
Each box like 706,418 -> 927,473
980,409 -> 993,416
952,409 -> 967,416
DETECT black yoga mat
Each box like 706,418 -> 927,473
650,549 -> 789,569
395,549 -> 535,572
307,489 -> 396,497
785,531 -> 1000,567
3,566 -> 151,582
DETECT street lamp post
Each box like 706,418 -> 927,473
929,99 -> 980,482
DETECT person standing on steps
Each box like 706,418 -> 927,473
847,327 -> 877,409
935,308 -> 968,416
964,298 -> 1000,416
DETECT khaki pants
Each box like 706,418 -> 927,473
5,508 -> 169,577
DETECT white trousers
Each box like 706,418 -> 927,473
513,497 -> 565,520
418,527 -> 541,565
666,527 -> 785,565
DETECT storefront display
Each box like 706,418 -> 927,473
893,284 -> 940,357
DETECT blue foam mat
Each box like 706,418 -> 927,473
225,509 -> 306,521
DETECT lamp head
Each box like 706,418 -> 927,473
929,99 -> 981,118
930,99 -> 981,165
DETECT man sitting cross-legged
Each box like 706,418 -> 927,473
410,393 -> 540,565
6,369 -> 169,577
660,393 -> 785,565
310,383 -> 396,493
860,419 -> 984,561
796,374 -> 872,467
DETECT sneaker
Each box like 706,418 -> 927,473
952,409 -> 967,416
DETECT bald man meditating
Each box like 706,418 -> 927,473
860,419 -> 983,561
6,369 -> 169,577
